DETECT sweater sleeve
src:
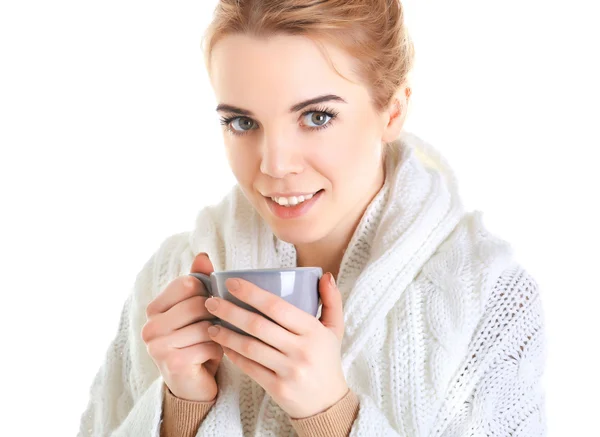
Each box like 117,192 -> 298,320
289,388 -> 360,437
435,265 -> 547,436
76,292 -> 167,437
160,382 -> 216,437
77,233 -> 195,437
335,265 -> 547,437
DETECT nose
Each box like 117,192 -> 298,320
259,134 -> 304,178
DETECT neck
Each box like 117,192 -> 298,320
295,163 -> 386,279
294,217 -> 357,279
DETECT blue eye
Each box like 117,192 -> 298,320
300,105 -> 338,131
219,106 -> 338,137
302,111 -> 332,128
231,117 -> 257,132
219,116 -> 258,136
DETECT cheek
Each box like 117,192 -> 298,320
318,142 -> 383,205
225,143 -> 257,187
318,129 -> 381,181
311,151 -> 362,200
340,112 -> 385,174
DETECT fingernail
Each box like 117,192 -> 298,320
205,297 -> 219,312
226,278 -> 240,292
329,273 -> 336,287
207,325 -> 220,336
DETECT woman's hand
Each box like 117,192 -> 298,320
203,272 -> 348,419
141,252 -> 224,402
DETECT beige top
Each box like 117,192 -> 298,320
160,383 -> 360,437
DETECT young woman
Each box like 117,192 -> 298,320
78,1 -> 546,436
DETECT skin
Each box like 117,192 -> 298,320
206,274 -> 348,418
210,33 -> 410,278
143,34 -> 413,416
183,33 -> 413,418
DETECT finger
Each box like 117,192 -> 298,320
190,252 -> 214,275
209,325 -> 287,375
166,342 -> 223,372
146,275 -> 209,317
222,346 -> 276,390
224,278 -> 317,336
146,252 -> 213,317
146,321 -> 213,359
186,342 -> 223,365
144,296 -> 216,340
209,318 -> 290,375
318,273 -> 344,339
204,296 -> 296,354
168,320 -> 214,348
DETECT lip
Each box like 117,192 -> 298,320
266,189 -> 324,219
263,191 -> 320,198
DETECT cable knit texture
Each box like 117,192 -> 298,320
77,130 -> 546,436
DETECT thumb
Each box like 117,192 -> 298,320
190,252 -> 215,275
318,273 -> 344,340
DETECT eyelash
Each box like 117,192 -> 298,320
219,105 -> 339,137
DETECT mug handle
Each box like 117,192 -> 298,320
188,273 -> 214,297
188,272 -> 222,327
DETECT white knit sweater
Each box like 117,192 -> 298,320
78,131 -> 546,436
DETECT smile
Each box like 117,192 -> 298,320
265,189 -> 324,219
270,192 -> 317,207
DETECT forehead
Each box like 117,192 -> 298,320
210,34 -> 359,111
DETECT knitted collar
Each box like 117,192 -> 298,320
190,130 -> 465,369
272,130 -> 466,370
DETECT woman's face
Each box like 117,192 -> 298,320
210,33 -> 403,245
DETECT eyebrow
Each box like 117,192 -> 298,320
215,94 -> 347,116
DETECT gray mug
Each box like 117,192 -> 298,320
189,267 -> 322,337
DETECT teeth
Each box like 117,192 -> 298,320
271,192 -> 317,207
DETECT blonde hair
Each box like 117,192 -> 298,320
202,0 -> 415,161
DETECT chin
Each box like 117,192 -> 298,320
251,189 -> 331,245
269,221 -> 328,246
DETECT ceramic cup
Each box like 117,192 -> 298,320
189,267 -> 322,337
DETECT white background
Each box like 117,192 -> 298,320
1,1 -> 598,435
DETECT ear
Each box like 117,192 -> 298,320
381,85 -> 411,143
